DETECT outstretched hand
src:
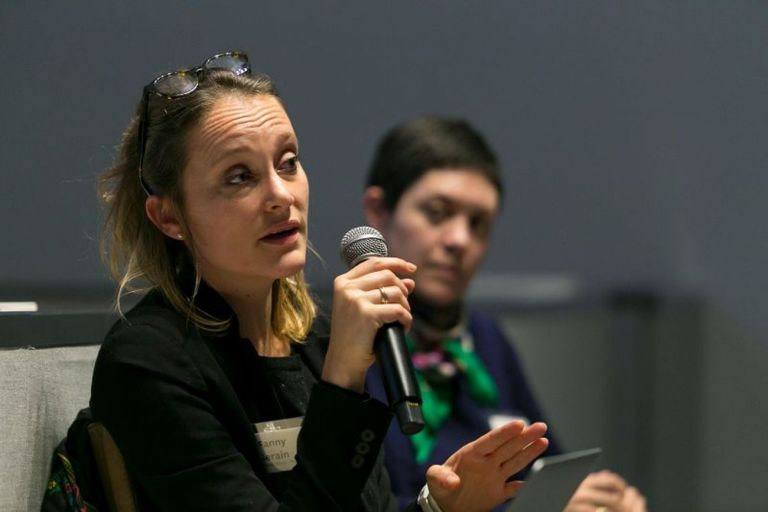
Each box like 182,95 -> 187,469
426,420 -> 549,512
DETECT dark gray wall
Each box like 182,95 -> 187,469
2,2 -> 767,510
3,2 -> 765,304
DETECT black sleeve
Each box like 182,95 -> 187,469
91,321 -> 393,511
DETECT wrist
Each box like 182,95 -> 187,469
417,484 -> 445,512
322,349 -> 369,392
321,364 -> 366,393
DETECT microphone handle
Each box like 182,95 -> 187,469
374,323 -> 424,435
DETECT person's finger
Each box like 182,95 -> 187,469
427,464 -> 461,508
425,464 -> 461,491
368,303 -> 413,331
470,420 -> 527,456
492,422 -> 548,464
348,267 -> 412,299
343,256 -> 416,279
501,479 -> 525,501
425,464 -> 461,510
585,470 -> 627,492
521,421 -> 548,440
567,485 -> 623,509
499,437 -> 549,475
562,504 -> 595,512
369,284 -> 411,310
621,486 -> 647,512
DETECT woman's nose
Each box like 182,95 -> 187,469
264,172 -> 295,210
442,216 -> 471,250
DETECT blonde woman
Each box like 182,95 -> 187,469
90,52 -> 548,512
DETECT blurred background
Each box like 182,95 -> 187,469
1,1 -> 766,510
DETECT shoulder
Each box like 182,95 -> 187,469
91,291 -> 214,421
103,292 -> 185,344
467,310 -> 511,346
467,309 -> 528,368
95,291 -> 203,382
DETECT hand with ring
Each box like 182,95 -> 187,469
323,256 -> 417,392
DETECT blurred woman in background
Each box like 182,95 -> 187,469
363,116 -> 646,512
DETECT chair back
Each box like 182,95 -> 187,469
88,422 -> 137,512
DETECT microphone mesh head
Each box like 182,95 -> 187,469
340,226 -> 388,268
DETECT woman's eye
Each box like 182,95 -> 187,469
278,155 -> 299,174
421,204 -> 448,224
225,167 -> 253,185
470,215 -> 492,237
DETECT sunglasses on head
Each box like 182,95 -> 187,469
137,51 -> 251,195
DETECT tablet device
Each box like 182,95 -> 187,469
506,447 -> 602,512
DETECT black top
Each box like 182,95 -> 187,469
258,352 -> 315,418
90,286 -> 404,511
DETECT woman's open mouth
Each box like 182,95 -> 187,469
261,226 -> 300,245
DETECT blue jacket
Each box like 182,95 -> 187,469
367,310 -> 562,511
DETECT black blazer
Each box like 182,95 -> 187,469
90,289 -> 400,511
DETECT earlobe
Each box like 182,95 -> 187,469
145,195 -> 184,240
362,186 -> 390,231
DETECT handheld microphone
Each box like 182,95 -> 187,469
340,226 -> 424,435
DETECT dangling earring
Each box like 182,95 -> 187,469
176,233 -> 184,240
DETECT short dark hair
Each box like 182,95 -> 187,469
366,116 -> 503,210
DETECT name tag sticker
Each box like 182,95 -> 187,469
254,416 -> 303,473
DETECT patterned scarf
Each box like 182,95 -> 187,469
406,326 -> 499,464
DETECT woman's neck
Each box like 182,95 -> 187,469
219,281 -> 290,357
410,294 -> 465,349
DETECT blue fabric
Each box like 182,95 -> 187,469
367,311 -> 563,512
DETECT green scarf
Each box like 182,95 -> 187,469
407,333 -> 499,463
